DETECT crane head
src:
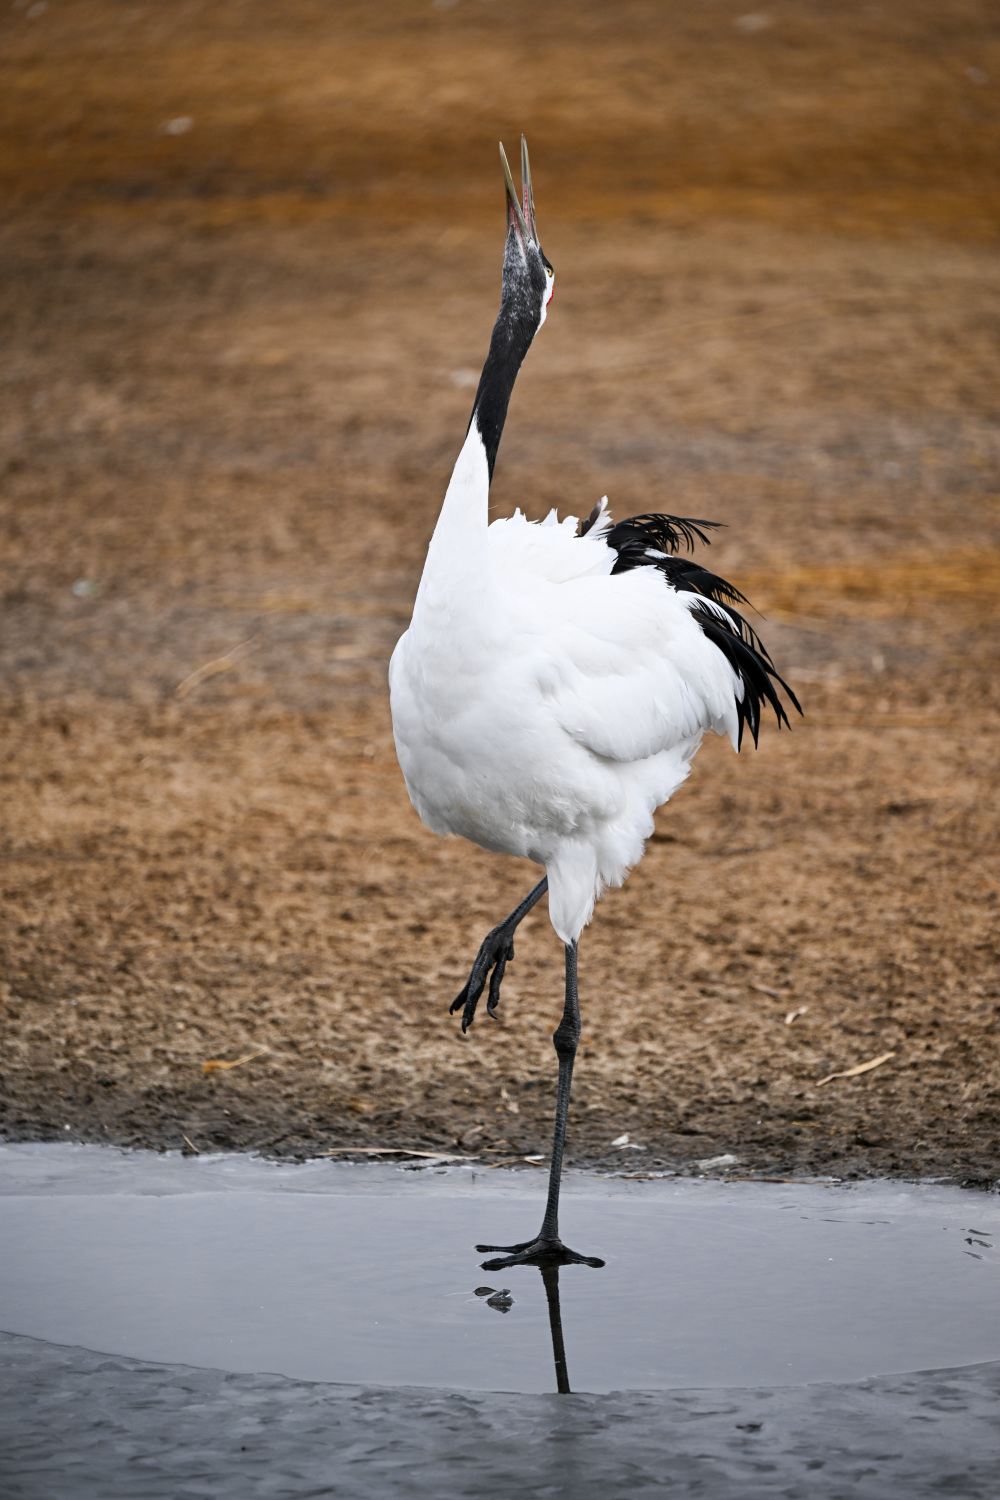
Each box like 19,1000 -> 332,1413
500,136 -> 554,331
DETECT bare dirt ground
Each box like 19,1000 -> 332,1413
2,1 -> 999,1184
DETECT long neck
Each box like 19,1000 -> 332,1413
469,284 -> 539,482
414,242 -> 538,615
415,423 -> 492,614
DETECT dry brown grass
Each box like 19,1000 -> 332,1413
2,0 -> 999,237
745,547 -> 1000,620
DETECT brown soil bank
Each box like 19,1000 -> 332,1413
1,0 -> 999,1186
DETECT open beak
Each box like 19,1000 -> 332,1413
500,141 -> 539,249
500,141 -> 532,248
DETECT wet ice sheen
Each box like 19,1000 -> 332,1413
0,1143 -> 997,1395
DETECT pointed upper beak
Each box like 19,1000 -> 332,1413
520,135 -> 539,245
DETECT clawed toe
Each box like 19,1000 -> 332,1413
475,1238 -> 537,1255
451,927 -> 516,1031
481,1251 -> 537,1270
486,941 -> 513,1019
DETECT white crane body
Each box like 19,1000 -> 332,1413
390,428 -> 742,942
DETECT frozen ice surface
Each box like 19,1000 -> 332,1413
1,1144 -> 999,1496
1,1143 -> 998,1392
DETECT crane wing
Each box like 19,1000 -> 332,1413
534,568 -> 743,761
488,503 -> 798,761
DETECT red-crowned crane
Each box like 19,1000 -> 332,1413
389,140 -> 799,1271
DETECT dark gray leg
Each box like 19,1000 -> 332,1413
477,940 -> 604,1272
539,939 -> 581,1241
450,876 -> 548,1033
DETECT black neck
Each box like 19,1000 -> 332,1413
469,235 -> 541,482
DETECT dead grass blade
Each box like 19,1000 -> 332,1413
724,1175 -> 843,1184
484,1155 -> 546,1169
202,1047 -> 270,1076
317,1147 -> 479,1161
816,1051 -> 896,1087
176,637 -> 257,700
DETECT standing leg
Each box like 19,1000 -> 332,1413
451,876 -> 548,1032
538,940 -> 580,1242
477,940 -> 603,1271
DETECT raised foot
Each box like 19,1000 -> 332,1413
450,923 -> 516,1032
476,1235 -> 605,1272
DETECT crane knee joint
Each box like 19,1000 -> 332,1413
552,1020 -> 580,1059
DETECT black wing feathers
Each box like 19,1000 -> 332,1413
599,510 -> 801,749
605,512 -> 721,558
688,604 -> 799,749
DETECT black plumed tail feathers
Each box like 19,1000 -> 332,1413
597,510 -> 802,748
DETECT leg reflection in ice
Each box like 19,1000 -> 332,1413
477,1254 -> 600,1395
541,1263 -> 573,1395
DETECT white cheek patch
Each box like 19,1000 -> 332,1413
537,273 -> 554,329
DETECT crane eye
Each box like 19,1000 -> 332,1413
546,267 -> 554,278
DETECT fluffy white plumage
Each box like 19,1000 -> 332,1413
389,425 -> 745,943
